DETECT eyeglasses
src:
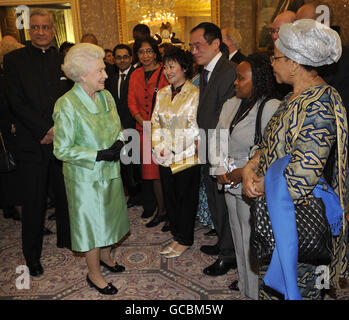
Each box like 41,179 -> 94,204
269,28 -> 280,35
189,41 -> 209,52
115,55 -> 131,61
31,25 -> 52,32
138,49 -> 153,56
270,55 -> 286,63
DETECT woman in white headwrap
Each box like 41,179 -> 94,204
242,19 -> 348,300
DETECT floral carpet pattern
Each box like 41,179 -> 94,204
0,206 -> 348,300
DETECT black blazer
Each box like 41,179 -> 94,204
322,45 -> 349,120
197,55 -> 237,132
230,50 -> 246,65
3,44 -> 72,162
105,64 -> 136,129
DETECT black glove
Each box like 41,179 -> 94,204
96,140 -> 124,162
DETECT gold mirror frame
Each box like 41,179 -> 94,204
0,0 -> 82,42
116,0 -> 220,44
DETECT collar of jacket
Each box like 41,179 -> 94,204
163,80 -> 192,97
73,82 -> 110,114
28,43 -> 56,54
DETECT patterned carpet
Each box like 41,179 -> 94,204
0,206 -> 348,301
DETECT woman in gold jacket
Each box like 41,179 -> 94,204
53,43 -> 130,295
152,47 -> 201,258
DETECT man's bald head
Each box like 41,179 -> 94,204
271,11 -> 296,41
296,3 -> 317,20
2,35 -> 18,44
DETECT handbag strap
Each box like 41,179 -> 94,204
253,96 -> 272,146
151,66 -> 163,114
0,130 -> 7,152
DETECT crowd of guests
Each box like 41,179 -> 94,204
0,3 -> 348,300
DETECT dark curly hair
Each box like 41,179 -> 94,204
163,46 -> 194,79
244,53 -> 279,105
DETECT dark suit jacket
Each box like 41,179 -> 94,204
3,44 -> 72,162
230,50 -> 246,65
105,63 -> 136,129
322,45 -> 349,120
197,56 -> 237,132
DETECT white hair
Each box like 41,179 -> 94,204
62,43 -> 105,82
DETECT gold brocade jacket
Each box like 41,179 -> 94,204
151,80 -> 200,165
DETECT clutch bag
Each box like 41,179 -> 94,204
169,154 -> 200,174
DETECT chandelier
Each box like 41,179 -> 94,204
136,0 -> 178,26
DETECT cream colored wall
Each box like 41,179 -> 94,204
79,0 -> 119,49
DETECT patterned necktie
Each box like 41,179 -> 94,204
203,69 -> 209,88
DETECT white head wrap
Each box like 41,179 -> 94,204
275,19 -> 342,67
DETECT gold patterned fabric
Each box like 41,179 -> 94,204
259,84 -> 348,291
151,80 -> 200,165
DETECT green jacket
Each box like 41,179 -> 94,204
53,83 -> 123,182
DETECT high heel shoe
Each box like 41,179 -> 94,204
86,275 -> 118,295
160,244 -> 174,255
100,260 -> 125,273
165,246 -> 189,258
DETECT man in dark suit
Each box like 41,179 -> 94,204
104,44 -> 144,212
3,9 -> 72,277
105,44 -> 135,130
221,27 -> 246,64
189,22 -> 237,276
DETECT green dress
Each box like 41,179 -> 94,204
53,83 -> 130,252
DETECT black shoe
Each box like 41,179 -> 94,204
228,280 -> 239,291
203,257 -> 237,276
145,214 -> 166,228
86,275 -> 118,295
48,212 -> 56,221
141,208 -> 156,219
47,199 -> 55,209
57,242 -> 71,250
204,229 -> 217,237
3,206 -> 20,221
43,227 -> 54,235
100,260 -> 125,273
127,198 -> 139,208
161,221 -> 170,232
200,244 -> 219,256
27,261 -> 44,277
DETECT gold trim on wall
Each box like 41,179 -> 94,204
116,0 -> 220,44
0,0 -> 82,43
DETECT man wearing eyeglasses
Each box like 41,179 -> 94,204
106,44 -> 135,130
189,22 -> 237,277
105,44 -> 138,207
3,9 -> 72,277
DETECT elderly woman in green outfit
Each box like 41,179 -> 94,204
53,43 -> 130,295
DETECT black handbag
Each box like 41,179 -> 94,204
250,196 -> 333,266
0,130 -> 16,173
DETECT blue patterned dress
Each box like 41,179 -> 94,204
257,85 -> 348,300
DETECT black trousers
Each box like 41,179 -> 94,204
159,165 -> 200,246
19,157 -> 71,265
202,163 -> 235,262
